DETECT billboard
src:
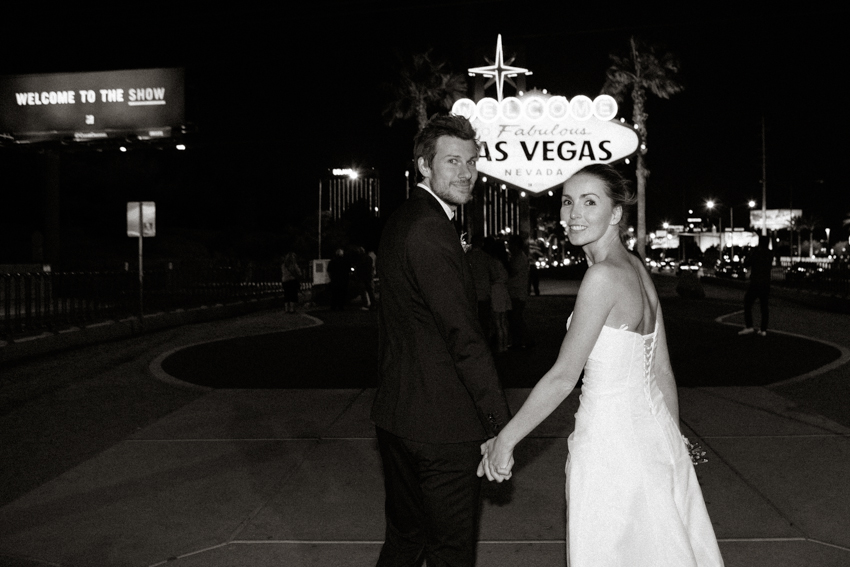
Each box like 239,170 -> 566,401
452,92 -> 640,193
750,209 -> 803,231
0,68 -> 184,142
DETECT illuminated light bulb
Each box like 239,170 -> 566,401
481,176 -> 488,182
119,146 -> 127,152
501,184 -> 506,190
542,89 -> 547,94
548,191 -> 553,196
520,191 -> 526,198
625,158 -> 630,164
176,144 -> 186,150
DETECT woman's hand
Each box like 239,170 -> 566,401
477,436 -> 514,482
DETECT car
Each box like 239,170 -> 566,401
716,260 -> 747,279
784,262 -> 824,283
677,259 -> 702,275
658,258 -> 679,273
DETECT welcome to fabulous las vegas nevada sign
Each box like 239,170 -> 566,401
452,36 -> 641,194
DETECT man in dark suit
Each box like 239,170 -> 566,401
372,114 -> 511,567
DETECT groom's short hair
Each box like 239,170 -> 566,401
413,114 -> 479,179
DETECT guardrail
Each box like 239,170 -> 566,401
1,265 -> 312,342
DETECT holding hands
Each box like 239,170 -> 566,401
477,436 -> 515,482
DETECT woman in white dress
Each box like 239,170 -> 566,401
479,164 -> 724,567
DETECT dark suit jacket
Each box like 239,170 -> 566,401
371,187 -> 511,443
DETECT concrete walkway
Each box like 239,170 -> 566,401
0,279 -> 848,566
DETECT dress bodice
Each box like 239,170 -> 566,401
567,313 -> 666,418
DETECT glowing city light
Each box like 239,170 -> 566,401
332,168 -> 358,179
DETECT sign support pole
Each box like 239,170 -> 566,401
318,180 -> 322,259
138,204 -> 144,323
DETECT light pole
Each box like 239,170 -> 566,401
706,200 -> 722,258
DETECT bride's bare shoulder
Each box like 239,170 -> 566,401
580,261 -> 633,298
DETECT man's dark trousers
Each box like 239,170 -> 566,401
376,427 -> 483,567
744,281 -> 770,330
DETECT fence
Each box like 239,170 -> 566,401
0,264 -> 312,342
776,257 -> 850,297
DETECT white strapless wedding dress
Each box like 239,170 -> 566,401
565,314 -> 724,566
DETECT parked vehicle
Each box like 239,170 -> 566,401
785,262 -> 824,283
716,260 -> 747,279
658,258 -> 679,273
678,259 -> 702,275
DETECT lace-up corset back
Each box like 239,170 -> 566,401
567,314 -> 663,416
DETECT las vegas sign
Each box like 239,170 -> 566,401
452,92 -> 641,194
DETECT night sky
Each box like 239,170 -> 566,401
2,2 -> 848,265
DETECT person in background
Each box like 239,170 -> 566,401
507,235 -> 530,349
466,234 -> 493,342
327,248 -> 349,311
529,256 -> 540,296
738,235 -> 774,336
484,237 -> 512,353
354,246 -> 376,311
281,251 -> 302,314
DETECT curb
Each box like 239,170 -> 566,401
0,296 -> 282,366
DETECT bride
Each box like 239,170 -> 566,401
479,164 -> 724,566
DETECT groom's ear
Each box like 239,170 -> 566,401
417,156 -> 431,180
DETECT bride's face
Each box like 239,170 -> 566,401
560,173 -> 622,247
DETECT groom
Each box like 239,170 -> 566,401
372,114 -> 511,567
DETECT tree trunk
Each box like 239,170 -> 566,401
635,153 -> 647,259
631,81 -> 648,260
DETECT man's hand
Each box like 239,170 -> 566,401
477,438 -> 513,482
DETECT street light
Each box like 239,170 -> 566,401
705,200 -> 723,258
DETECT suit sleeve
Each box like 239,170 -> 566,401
405,217 -> 511,436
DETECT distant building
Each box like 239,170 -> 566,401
325,169 -> 380,221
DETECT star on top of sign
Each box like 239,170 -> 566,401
468,34 -> 532,101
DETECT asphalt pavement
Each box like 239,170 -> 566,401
0,274 -> 848,566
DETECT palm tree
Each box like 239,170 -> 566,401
602,37 -> 683,259
797,214 -> 822,258
786,215 -> 804,260
383,49 -> 468,132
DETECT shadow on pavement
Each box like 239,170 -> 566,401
160,290 -> 841,389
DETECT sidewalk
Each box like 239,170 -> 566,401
0,279 -> 848,566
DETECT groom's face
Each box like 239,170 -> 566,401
418,136 -> 478,207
